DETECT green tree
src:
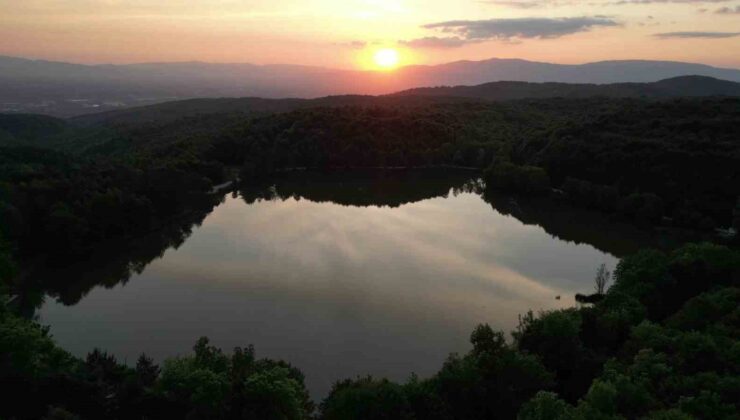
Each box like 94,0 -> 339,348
158,357 -> 230,412
321,376 -> 412,420
518,391 -> 575,420
0,314 -> 75,378
135,353 -> 160,387
242,366 -> 310,419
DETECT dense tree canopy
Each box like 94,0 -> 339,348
120,97 -> 740,229
0,96 -> 738,418
1,97 -> 738,263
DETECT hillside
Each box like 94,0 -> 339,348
70,76 -> 740,127
72,96 -> 740,230
0,114 -> 70,147
68,94 -> 476,127
3,55 -> 740,117
0,113 -> 115,152
4,97 -> 739,257
393,75 -> 740,100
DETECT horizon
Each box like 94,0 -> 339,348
1,0 -> 739,69
4,53 -> 740,72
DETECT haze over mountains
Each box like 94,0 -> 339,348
3,55 -> 740,117
63,75 -> 740,127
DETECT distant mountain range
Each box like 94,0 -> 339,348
70,75 -> 740,127
2,55 -> 740,117
393,75 -> 740,100
3,75 -> 739,153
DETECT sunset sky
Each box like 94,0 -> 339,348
1,0 -> 739,69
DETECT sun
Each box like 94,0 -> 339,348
373,48 -> 399,70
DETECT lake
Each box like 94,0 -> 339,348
33,169 -> 653,399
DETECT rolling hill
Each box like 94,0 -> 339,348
70,76 -> 740,127
393,75 -> 740,100
0,114 -> 72,147
0,113 -> 114,152
3,75 -> 739,154
68,94 -> 479,127
3,55 -> 740,117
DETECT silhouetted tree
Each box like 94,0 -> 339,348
594,263 -> 611,295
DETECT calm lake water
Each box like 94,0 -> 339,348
35,170 -> 636,399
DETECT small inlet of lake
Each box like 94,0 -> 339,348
30,169 -> 659,399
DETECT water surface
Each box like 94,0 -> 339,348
36,170 -> 630,398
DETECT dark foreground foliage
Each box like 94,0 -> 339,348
2,237 -> 739,419
1,271 -> 313,418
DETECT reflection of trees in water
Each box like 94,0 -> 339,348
240,169 -> 482,208
481,191 -> 693,258
21,170 -> 482,317
18,169 -> 690,317
17,195 -> 224,316
238,168 -> 670,258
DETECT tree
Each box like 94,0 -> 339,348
470,323 -> 506,356
158,357 -> 230,413
0,231 -> 14,283
484,161 -> 550,195
42,407 -> 81,420
594,263 -> 611,295
193,336 -> 229,374
0,313 -> 75,378
241,366 -> 308,420
433,323 -> 554,419
136,353 -> 160,387
518,391 -> 575,420
514,309 -> 592,401
321,376 -> 412,420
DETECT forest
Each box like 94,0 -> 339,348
1,96 -> 739,418
2,238 -> 739,418
2,97 -> 739,263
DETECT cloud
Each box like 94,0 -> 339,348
715,5 -> 740,13
421,17 -> 619,41
398,37 -> 470,49
481,1 -> 545,8
654,31 -> 740,38
336,41 -> 368,49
